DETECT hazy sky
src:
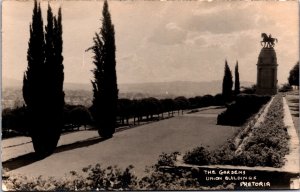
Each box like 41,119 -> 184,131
2,0 -> 299,85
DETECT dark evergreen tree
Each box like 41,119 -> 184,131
44,5 -> 65,153
288,61 -> 299,89
23,2 -> 64,156
23,0 -> 46,156
23,0 -> 45,109
89,0 -> 118,138
234,61 -> 240,95
222,60 -> 233,102
53,7 -> 65,123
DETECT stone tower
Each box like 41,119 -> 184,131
256,33 -> 278,95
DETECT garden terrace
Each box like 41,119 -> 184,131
184,94 -> 290,167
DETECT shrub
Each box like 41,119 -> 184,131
214,93 -> 225,106
240,85 -> 256,94
3,164 -> 137,191
69,106 -> 92,128
3,162 -> 237,190
210,140 -> 237,165
201,95 -> 214,107
63,104 -> 92,131
183,146 -> 211,165
83,164 -> 137,190
155,152 -> 180,168
138,167 -> 203,190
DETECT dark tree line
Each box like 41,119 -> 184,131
2,105 -> 92,137
2,107 -> 28,138
116,94 -> 225,126
64,105 -> 92,130
288,61 -> 299,89
116,97 -> 183,125
3,93 -> 225,137
23,1 -> 64,156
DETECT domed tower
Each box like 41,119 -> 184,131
256,33 -> 278,95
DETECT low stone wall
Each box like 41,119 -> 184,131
281,97 -> 300,173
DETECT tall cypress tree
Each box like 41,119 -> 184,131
53,7 -> 65,118
89,0 -> 118,138
23,2 -> 64,156
234,61 -> 240,95
23,0 -> 45,108
222,60 -> 233,102
23,0 -> 47,156
44,5 -> 65,152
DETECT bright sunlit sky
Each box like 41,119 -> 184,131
2,0 -> 299,85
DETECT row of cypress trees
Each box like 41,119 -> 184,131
23,0 -> 239,156
23,1 -> 64,156
222,60 -> 240,102
23,0 -> 117,156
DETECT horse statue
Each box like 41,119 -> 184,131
261,33 -> 278,48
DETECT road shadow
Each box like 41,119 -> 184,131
3,137 -> 108,172
3,141 -> 32,149
54,137 -> 107,153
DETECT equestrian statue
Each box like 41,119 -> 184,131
261,33 -> 278,48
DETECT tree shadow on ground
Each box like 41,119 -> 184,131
3,117 -> 172,172
3,114 -> 185,172
3,137 -> 108,172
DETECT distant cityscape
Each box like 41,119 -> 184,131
2,80 -> 254,109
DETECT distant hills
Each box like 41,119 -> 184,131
119,81 -> 251,98
2,77 -> 254,98
2,77 -> 92,91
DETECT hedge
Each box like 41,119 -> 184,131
217,94 -> 270,126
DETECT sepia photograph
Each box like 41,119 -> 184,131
1,0 -> 299,190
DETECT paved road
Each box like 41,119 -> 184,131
285,90 -> 299,139
5,107 -> 240,178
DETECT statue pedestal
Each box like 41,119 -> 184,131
256,47 -> 278,95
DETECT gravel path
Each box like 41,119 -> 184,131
4,107 -> 240,178
285,90 -> 299,139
